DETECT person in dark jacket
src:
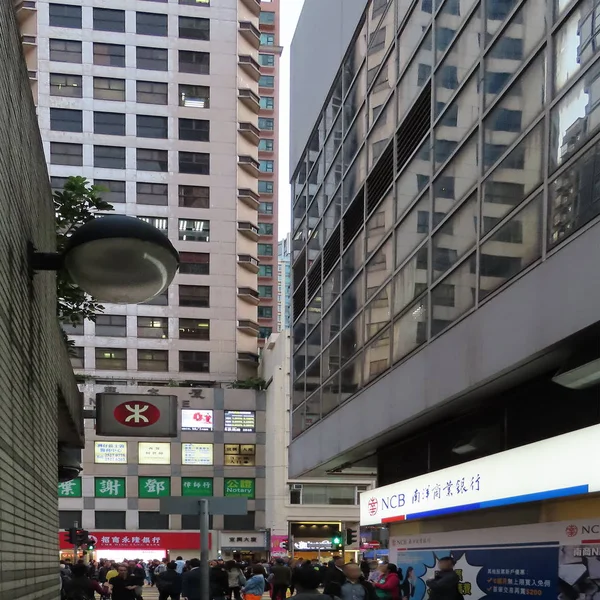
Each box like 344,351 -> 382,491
156,561 -> 183,600
128,561 -> 146,599
63,563 -> 105,600
210,560 -> 229,600
271,559 -> 292,600
182,558 -> 202,600
360,560 -> 371,580
293,566 -> 325,600
339,563 -> 378,600
110,564 -> 139,600
323,556 -> 346,597
401,567 -> 416,600
426,558 -> 460,600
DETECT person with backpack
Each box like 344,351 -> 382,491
63,563 -> 105,600
156,561 -> 183,600
426,557 -> 460,600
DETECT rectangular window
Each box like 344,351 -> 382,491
95,180 -> 126,203
52,177 -> 69,191
50,142 -> 82,166
49,39 -> 82,63
94,77 -> 125,101
139,512 -> 169,529
259,75 -> 274,87
259,160 -> 274,173
179,252 -> 210,275
260,96 -> 275,110
137,149 -> 168,172
136,81 -> 168,105
259,327 -> 272,339
258,180 -> 274,193
258,306 -> 273,318
50,108 -> 82,133
259,201 -> 273,214
93,8 -> 125,32
70,346 -> 84,369
179,285 -> 209,307
137,182 -> 168,206
258,223 -> 273,235
179,50 -> 210,74
95,314 -> 127,336
179,351 -> 210,373
259,11 -> 276,24
223,512 -> 255,531
137,47 -> 168,71
179,16 -> 210,40
259,53 -> 275,66
179,185 -> 210,208
179,0 -> 210,4
93,43 -> 126,68
137,115 -> 168,139
179,152 -> 210,175
260,33 -> 275,45
258,285 -> 273,298
141,289 -> 168,306
259,139 -> 274,151
137,12 -> 168,36
59,511 -> 82,529
137,316 -> 168,339
179,318 -> 210,340
95,511 -> 126,529
179,84 -> 210,108
179,118 -> 210,142
94,146 -> 126,169
50,73 -> 82,97
258,117 -> 274,130
258,264 -> 273,277
94,112 -> 126,136
138,349 -> 169,371
258,243 -> 273,256
95,348 -> 127,370
179,219 -> 210,242
138,216 -> 168,232
49,3 -> 81,28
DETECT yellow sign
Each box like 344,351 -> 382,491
225,455 -> 256,466
138,442 -> 171,465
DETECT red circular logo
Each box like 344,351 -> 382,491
566,525 -> 578,538
368,497 -> 379,516
113,401 -> 160,428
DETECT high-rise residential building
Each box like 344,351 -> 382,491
277,234 -> 291,331
17,0 -> 276,554
257,0 -> 281,342
288,0 -> 600,548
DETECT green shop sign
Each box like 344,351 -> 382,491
224,478 -> 255,498
58,478 -> 82,498
95,477 -> 126,498
139,476 -> 170,498
181,477 -> 213,496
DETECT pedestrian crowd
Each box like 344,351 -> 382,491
59,553 -> 461,600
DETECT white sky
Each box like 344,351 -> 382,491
278,0 -> 305,239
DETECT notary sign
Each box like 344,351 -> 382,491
96,394 -> 178,437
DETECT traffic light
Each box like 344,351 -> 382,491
346,528 -> 357,546
332,535 -> 343,550
66,527 -> 78,545
85,536 -> 96,552
76,529 -> 89,547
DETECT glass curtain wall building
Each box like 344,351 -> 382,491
290,0 -> 600,473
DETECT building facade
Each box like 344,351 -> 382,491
288,0 -> 600,483
1,3 -> 83,597
277,234 -> 291,331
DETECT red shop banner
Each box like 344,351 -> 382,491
59,531 -> 211,550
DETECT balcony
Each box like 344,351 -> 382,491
28,70 -> 37,81
238,254 -> 260,273
238,221 -> 260,241
15,0 -> 36,22
239,88 -> 261,114
237,319 -> 260,336
237,351 -> 260,364
21,35 -> 37,52
238,55 -> 261,81
239,21 -> 261,49
240,0 -> 261,16
238,155 -> 260,176
238,287 -> 260,305
238,122 -> 261,145
238,188 -> 260,210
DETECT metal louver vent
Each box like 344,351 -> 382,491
396,82 -> 431,173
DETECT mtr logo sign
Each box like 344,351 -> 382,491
113,401 -> 160,428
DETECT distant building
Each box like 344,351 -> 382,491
277,234 -> 291,331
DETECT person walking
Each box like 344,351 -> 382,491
182,558 -> 202,600
63,563 -> 105,600
226,560 -> 247,600
426,557 -> 460,600
242,565 -> 267,600
156,561 -> 183,600
109,564 -> 139,600
323,557 -> 346,597
271,559 -> 292,600
175,556 -> 187,575
339,563 -> 378,600
372,563 -> 400,600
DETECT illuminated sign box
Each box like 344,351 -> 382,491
181,409 -> 213,432
138,442 -> 171,465
224,410 -> 256,433
360,423 -> 600,526
182,443 -> 213,465
94,441 -> 127,464
224,444 -> 255,466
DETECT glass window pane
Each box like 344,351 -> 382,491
393,297 -> 428,363
365,237 -> 393,299
363,327 -> 391,384
341,353 -> 362,402
393,247 -> 428,316
342,273 -> 364,326
398,2 -> 433,77
396,136 -> 431,220
364,283 -> 392,342
395,195 -> 430,268
398,31 -> 433,121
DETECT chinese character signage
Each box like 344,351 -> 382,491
224,478 -> 255,498
224,444 -> 255,466
58,478 -> 82,497
182,443 -> 213,465
59,530 -> 212,550
182,477 -> 213,496
361,423 -> 600,526
138,442 -> 171,465
221,531 -> 266,549
95,477 -> 126,498
224,410 -> 256,432
139,476 -> 170,498
94,441 -> 127,464
181,409 -> 213,431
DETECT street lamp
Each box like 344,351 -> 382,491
31,215 -> 180,304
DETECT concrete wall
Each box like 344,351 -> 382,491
0,3 -> 82,597
289,0 -> 367,175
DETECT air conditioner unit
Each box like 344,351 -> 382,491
291,483 -> 303,490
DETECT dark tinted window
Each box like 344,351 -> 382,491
179,119 -> 210,142
137,12 -> 168,36
50,108 -> 82,132
137,115 -> 168,139
95,511 -> 126,529
137,47 -> 168,71
49,3 -> 81,28
179,16 -> 210,40
94,112 -> 126,136
93,8 -> 125,32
